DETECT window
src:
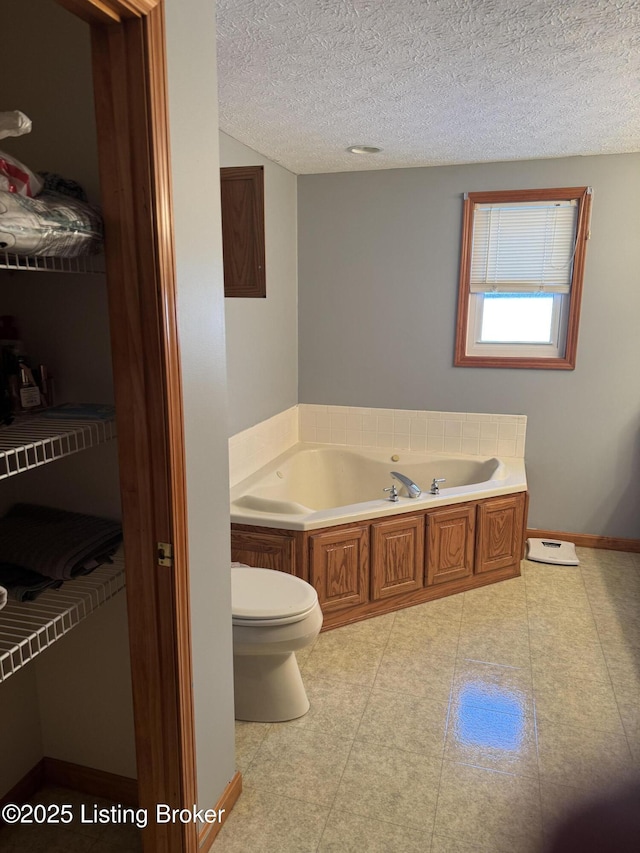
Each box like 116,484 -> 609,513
454,187 -> 592,369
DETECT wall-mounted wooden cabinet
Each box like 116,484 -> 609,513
220,165 -> 266,298
231,491 -> 527,630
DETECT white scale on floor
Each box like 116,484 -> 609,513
526,537 -> 579,566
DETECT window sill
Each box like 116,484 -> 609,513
454,353 -> 576,370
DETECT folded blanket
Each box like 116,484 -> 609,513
0,563 -> 63,602
0,584 -> 6,609
0,504 -> 122,580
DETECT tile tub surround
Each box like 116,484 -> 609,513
229,406 -> 298,487
299,405 -> 527,458
218,548 -> 640,853
229,405 -> 527,487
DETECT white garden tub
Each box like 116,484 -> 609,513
230,444 -> 527,531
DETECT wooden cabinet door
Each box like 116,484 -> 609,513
309,526 -> 369,612
371,515 -> 425,600
475,494 -> 524,575
220,165 -> 266,297
231,529 -> 296,575
426,505 -> 475,585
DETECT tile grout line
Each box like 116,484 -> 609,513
313,611 -> 399,851
527,550 -> 639,840
579,554 -> 636,765
522,559 -> 545,843
428,589 -> 465,850
311,604 -> 462,847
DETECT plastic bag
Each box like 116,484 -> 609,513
0,111 -> 42,197
0,150 -> 43,197
0,111 -> 33,141
0,190 -> 103,257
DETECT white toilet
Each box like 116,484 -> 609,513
231,564 -> 323,722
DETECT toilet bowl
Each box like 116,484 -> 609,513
231,565 -> 323,722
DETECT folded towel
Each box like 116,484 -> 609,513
0,563 -> 63,602
0,504 -> 123,580
0,584 -> 7,609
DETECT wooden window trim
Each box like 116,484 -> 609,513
454,186 -> 592,370
221,165 -> 266,298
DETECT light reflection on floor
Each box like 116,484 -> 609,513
453,682 -> 525,752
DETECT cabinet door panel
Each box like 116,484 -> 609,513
426,505 -> 475,585
475,494 -> 524,574
220,166 -> 266,298
309,526 -> 369,612
231,530 -> 295,575
371,515 -> 424,600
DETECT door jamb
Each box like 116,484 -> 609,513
56,2 -> 198,851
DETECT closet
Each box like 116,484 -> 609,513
0,2 -> 203,852
0,0 -> 136,800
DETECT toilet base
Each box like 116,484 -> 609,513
233,651 -> 310,722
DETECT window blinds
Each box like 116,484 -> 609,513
469,200 -> 578,293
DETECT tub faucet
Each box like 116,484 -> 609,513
430,477 -> 446,495
390,471 -> 422,499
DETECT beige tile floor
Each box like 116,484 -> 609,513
219,548 -> 640,853
2,549 -> 637,852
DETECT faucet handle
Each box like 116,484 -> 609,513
430,477 -> 446,494
383,485 -> 399,502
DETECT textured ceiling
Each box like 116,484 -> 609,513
216,0 -> 640,174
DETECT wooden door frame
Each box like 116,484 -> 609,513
57,1 -> 198,851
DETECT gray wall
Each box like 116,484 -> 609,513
221,132 -> 298,435
165,0 -> 236,809
298,154 -> 640,539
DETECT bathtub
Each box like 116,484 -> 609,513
230,444 -> 527,531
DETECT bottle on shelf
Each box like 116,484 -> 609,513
0,316 -> 53,419
34,364 -> 53,407
18,359 -> 41,409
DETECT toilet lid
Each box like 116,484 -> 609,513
231,566 -> 318,621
